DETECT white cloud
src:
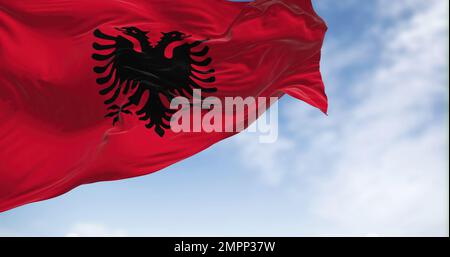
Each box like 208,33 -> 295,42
233,131 -> 293,186
65,223 -> 127,237
233,0 -> 449,236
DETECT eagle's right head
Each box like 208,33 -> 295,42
160,31 -> 191,42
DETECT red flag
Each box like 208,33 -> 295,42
0,0 -> 327,212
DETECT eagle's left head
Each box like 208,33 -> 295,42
115,26 -> 149,38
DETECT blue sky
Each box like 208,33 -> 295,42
0,0 -> 448,236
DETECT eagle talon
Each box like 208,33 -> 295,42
105,111 -> 119,118
107,105 -> 120,110
105,105 -> 132,125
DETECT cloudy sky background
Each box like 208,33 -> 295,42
0,0 -> 448,236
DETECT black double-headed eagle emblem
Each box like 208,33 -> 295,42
92,27 -> 217,136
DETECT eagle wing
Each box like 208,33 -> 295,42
92,29 -> 145,109
162,40 -> 217,98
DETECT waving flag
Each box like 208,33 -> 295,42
0,0 -> 327,212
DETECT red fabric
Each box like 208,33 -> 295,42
0,0 -> 327,212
